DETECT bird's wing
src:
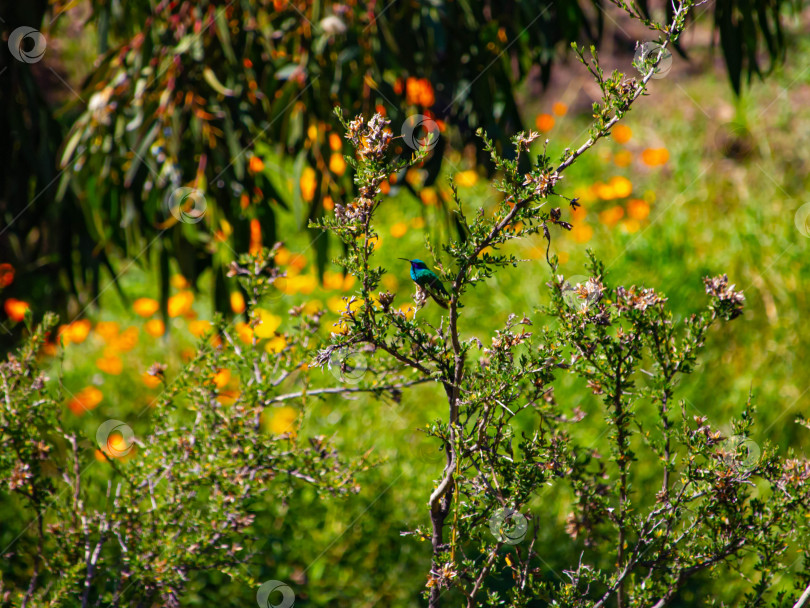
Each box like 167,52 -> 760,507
426,275 -> 449,297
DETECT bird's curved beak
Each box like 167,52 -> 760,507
398,257 -> 411,262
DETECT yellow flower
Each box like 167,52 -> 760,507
254,309 -> 282,338
275,247 -> 291,265
329,132 -> 342,151
168,291 -> 194,317
265,336 -> 287,354
552,102 -> 568,116
323,271 -> 345,290
327,296 -> 346,313
575,185 -> 596,205
329,153 -> 346,176
171,274 -> 190,289
265,406 -> 298,436
285,275 -> 317,295
382,274 -> 398,291
230,291 -> 246,314
144,319 -> 165,337
331,319 -> 349,335
621,218 -> 641,233
303,300 -> 322,315
96,355 -> 123,375
398,303 -> 417,320
609,175 -> 633,198
455,170 -> 479,187
300,167 -> 317,202
390,222 -> 408,238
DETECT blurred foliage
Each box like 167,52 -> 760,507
54,0 -> 596,320
0,0 -> 805,345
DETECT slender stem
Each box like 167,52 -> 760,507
266,378 -> 434,404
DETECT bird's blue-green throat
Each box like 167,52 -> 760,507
399,258 -> 449,309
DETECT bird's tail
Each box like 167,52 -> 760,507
431,293 -> 449,309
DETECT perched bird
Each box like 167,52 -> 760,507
400,258 -> 450,309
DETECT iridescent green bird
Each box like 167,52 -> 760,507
400,258 -> 450,309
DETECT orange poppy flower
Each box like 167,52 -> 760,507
405,77 -> 435,107
613,150 -> 633,167
571,223 -> 593,243
390,222 -> 408,238
171,274 -> 190,289
4,298 -> 28,322
329,153 -> 346,176
599,206 -> 625,227
249,219 -> 262,255
95,321 -> 120,342
144,319 -> 165,337
552,102 -> 568,116
188,319 -> 212,337
612,125 -> 632,144
420,188 -> 438,206
300,168 -> 317,202
111,326 -> 139,352
133,298 -> 159,317
96,355 -> 123,375
213,368 -> 231,388
640,148 -> 670,167
68,386 -> 103,416
627,199 -> 651,220
248,156 -> 265,174
168,291 -> 194,318
535,113 -> 555,132
0,264 -> 14,288
142,372 -> 162,389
